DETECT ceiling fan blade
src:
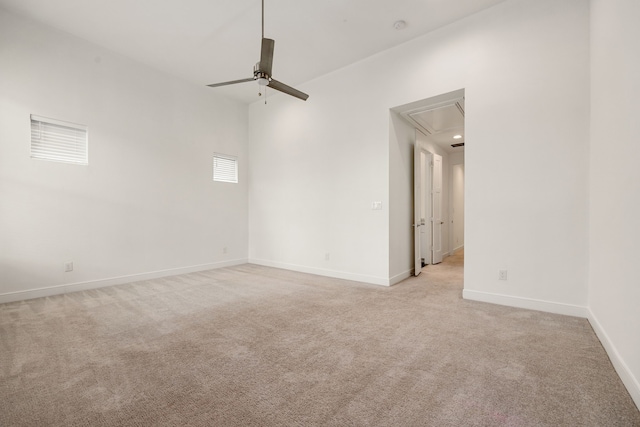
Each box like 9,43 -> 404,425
207,77 -> 254,88
267,79 -> 309,101
260,38 -> 275,76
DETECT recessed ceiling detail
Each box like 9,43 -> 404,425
407,100 -> 464,135
394,91 -> 466,153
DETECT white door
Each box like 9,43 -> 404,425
431,153 -> 444,264
413,142 -> 423,275
451,164 -> 465,253
420,152 -> 430,264
414,141 -> 433,275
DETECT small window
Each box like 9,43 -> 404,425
213,154 -> 238,183
30,115 -> 88,165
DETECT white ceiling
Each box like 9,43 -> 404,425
0,0 -> 507,104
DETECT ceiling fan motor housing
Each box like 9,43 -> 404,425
254,63 -> 270,86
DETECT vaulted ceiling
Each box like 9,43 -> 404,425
0,0 -> 507,103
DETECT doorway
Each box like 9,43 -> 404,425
393,89 -> 465,278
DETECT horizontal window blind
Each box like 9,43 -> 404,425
30,115 -> 88,165
213,154 -> 238,183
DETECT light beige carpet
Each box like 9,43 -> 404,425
1,252 -> 639,426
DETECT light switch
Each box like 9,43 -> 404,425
372,201 -> 382,210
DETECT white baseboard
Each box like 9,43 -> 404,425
390,269 -> 413,286
452,244 -> 464,254
462,289 -> 589,318
0,258 -> 248,304
248,258 -> 391,286
587,309 -> 640,409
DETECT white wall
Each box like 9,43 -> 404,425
589,0 -> 640,407
0,10 -> 249,302
460,0 -> 590,314
249,0 -> 590,305
247,73 -> 391,285
389,111 -> 416,282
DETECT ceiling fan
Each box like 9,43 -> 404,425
207,0 -> 309,101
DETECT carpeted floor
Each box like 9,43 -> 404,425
1,252 -> 639,426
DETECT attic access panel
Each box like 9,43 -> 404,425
407,101 -> 464,135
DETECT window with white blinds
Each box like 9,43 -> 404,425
30,115 -> 88,165
213,154 -> 238,183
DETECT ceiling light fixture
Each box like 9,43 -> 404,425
394,20 -> 407,30
453,134 -> 462,139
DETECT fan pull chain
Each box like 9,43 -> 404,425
257,86 -> 267,104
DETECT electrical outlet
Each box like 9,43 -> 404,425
498,269 -> 508,281
65,262 -> 73,272
222,247 -> 228,254
325,252 -> 330,261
